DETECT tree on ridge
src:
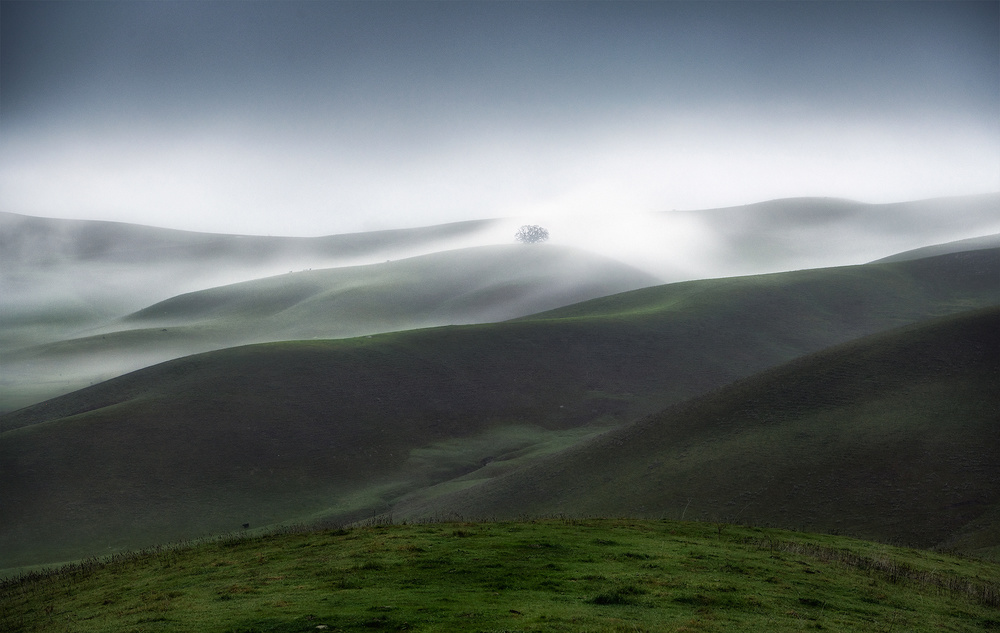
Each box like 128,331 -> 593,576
515,225 -> 549,244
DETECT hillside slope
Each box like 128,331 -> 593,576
0,212 -> 499,349
1,249 -> 998,569
3,520 -> 998,631
1,244 -> 659,411
871,233 -> 1000,263
395,308 -> 1000,557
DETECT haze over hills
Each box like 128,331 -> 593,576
0,245 -> 659,412
871,233 -> 1000,264
0,211 -> 501,339
4,193 -> 998,327
661,193 -> 1000,277
3,5 -> 998,623
2,245 -> 997,570
2,193 -> 997,413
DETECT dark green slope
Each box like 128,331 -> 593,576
1,249 -> 998,570
396,308 -> 1000,557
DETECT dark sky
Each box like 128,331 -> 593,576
1,1 -> 997,236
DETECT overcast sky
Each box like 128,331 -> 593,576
1,1 -> 997,236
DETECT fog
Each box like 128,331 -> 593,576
2,1 -> 997,238
2,2 -> 999,412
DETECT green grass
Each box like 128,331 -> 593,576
3,519 -> 998,633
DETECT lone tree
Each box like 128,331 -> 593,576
515,224 -> 550,244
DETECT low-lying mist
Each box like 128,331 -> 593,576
516,193 -> 1000,280
2,193 -> 998,413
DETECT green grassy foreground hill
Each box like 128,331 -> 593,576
396,307 -> 1000,558
1,249 -> 998,571
2,519 -> 998,633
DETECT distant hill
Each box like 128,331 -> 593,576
5,191 -> 997,328
2,248 -> 997,569
0,211 -> 500,349
676,193 -> 1000,276
4,193 -> 997,410
0,244 -> 660,411
870,233 -> 1000,263
0,211 -> 499,269
396,307 -> 1000,558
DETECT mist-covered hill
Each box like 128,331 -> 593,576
5,192 -> 998,326
3,193 -> 998,412
2,247 -> 997,570
871,233 -> 1000,263
0,211 -> 499,269
0,211 -> 500,340
662,193 -> 1000,277
0,244 -> 659,412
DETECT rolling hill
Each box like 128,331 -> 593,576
2,247 -> 997,571
395,307 -> 1000,558
3,193 -> 997,412
679,193 -> 1000,276
0,212 -> 500,351
871,232 -> 1000,263
3,519 -> 998,632
0,245 -> 660,412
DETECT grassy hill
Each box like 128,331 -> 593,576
1,248 -> 998,571
0,245 -> 660,411
395,307 -> 1000,559
0,212 -> 499,351
2,519 -> 997,632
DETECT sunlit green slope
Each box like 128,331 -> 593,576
2,520 -> 998,632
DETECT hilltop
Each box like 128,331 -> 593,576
3,519 -> 998,632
